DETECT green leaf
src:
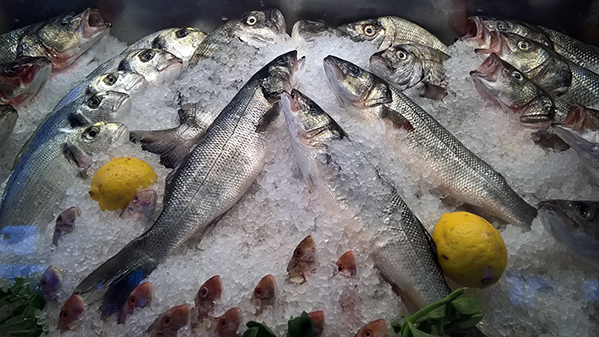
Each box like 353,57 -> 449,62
416,320 -> 433,334
416,306 -> 445,323
451,297 -> 483,316
28,295 -> 45,311
407,321 -> 438,337
287,312 -> 314,337
457,312 -> 485,329
244,321 -> 277,337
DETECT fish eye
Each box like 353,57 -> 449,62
347,64 -> 361,77
396,50 -> 408,60
511,71 -> 523,81
176,28 -> 190,38
133,196 -> 139,203
4,63 -> 19,74
294,248 -> 302,256
363,24 -> 376,37
58,18 -> 69,27
61,311 -> 68,319
139,50 -> 156,63
275,56 -> 288,66
162,316 -> 172,326
129,296 -> 136,304
338,266 -> 343,271
200,287 -> 208,297
87,95 -> 102,109
365,331 -> 371,337
575,203 -> 591,219
83,126 -> 100,140
220,318 -> 227,327
103,73 -> 118,86
517,41 -> 530,51
255,289 -> 262,295
246,15 -> 258,26
497,21 -> 511,31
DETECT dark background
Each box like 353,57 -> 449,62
1,0 -> 598,47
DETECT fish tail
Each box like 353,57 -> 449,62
130,128 -> 192,169
73,239 -> 160,317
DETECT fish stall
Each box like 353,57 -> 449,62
0,0 -> 598,336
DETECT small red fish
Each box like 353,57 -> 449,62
308,310 -> 325,337
57,294 -> 85,332
52,206 -> 81,246
334,250 -> 357,277
216,307 -> 242,337
148,304 -> 194,337
118,281 -> 154,324
287,235 -> 317,283
195,275 -> 222,319
251,274 -> 277,314
40,265 -> 63,301
354,319 -> 387,337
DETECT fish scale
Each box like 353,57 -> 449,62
538,26 -> 599,75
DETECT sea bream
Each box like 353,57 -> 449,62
0,57 -> 52,107
323,55 -> 537,229
74,51 -> 303,317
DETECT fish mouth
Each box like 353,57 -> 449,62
369,52 -> 393,71
81,8 -> 111,38
474,32 -> 504,57
463,17 -> 481,40
538,200 -> 579,234
470,53 -> 502,80
291,20 -> 306,39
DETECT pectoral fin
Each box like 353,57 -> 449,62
381,106 -> 414,131
63,143 -> 93,169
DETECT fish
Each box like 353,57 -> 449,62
120,189 -> 158,223
73,51 -> 302,317
189,9 -> 287,66
117,281 -> 154,324
152,27 -> 207,65
291,20 -> 348,41
0,8 -> 110,70
0,104 -> 17,151
57,294 -> 85,332
537,26 -> 599,75
337,16 -> 448,53
40,265 -> 63,300
307,310 -> 325,337
538,200 -> 599,268
323,55 -> 537,229
369,43 -> 450,100
0,122 -> 129,241
214,307 -> 242,337
354,319 -> 387,337
148,304 -> 194,337
52,206 -> 81,245
195,275 -> 223,319
334,250 -> 357,277
287,235 -> 317,283
251,274 -> 277,314
0,57 -> 52,107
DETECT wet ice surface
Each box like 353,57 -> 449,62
1,29 -> 598,337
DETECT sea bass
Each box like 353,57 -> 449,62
0,57 -> 52,107
323,55 -> 537,229
74,51 -> 302,317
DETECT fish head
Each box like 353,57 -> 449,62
554,124 -> 599,161
57,294 -> 85,332
88,71 -> 146,96
40,265 -> 63,297
463,16 -> 497,48
231,9 -> 287,47
261,50 -> 304,100
216,307 -> 242,335
194,275 -> 222,313
0,57 -> 51,106
287,235 -> 317,274
252,274 -> 277,304
152,27 -> 207,64
323,55 -> 391,120
149,304 -> 192,335
370,45 -> 425,90
71,122 -> 129,156
338,18 -> 390,50
125,281 -> 154,310
121,189 -> 158,220
334,250 -> 357,277
291,20 -> 348,41
354,319 -> 387,337
55,206 -> 81,228
119,49 -> 183,85
308,311 -> 325,336
74,91 -> 131,125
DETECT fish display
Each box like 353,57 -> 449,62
118,281 -> 154,324
291,20 -> 348,41
0,57 -> 52,106
553,110 -> 599,181
52,206 -> 81,245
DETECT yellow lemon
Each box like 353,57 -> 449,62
432,212 -> 507,288
89,157 -> 157,211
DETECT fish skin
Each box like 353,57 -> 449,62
538,26 -> 599,75
117,281 -> 154,324
291,20 -> 348,41
323,55 -> 537,230
307,311 -> 325,337
354,319 -> 387,337
251,274 -> 277,314
52,206 -> 81,246
195,275 -> 223,319
0,122 -> 128,240
57,294 -> 85,332
334,250 -> 357,277
73,51 -> 302,318
538,200 -> 599,268
338,16 -> 448,54
40,265 -> 63,300
0,57 -> 52,107
120,189 -> 158,223
148,304 -> 193,337
287,235 -> 317,282
0,104 -> 17,151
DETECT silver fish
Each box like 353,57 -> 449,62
52,206 -> 81,246
370,43 -> 450,100
0,122 -> 128,240
0,104 -> 18,151
74,51 -> 302,317
338,16 -> 448,53
538,26 -> 599,75
120,189 -> 158,223
323,55 -> 537,229
538,200 -> 599,268
0,57 -> 52,107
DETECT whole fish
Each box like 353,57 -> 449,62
40,265 -> 63,300
354,319 -> 387,337
57,294 -> 85,332
117,281 -> 154,324
0,122 -> 129,240
307,311 -> 325,337
189,9 -> 287,66
0,8 -> 110,70
0,57 -> 52,106
369,43 -> 450,100
74,51 -> 302,317
323,55 -> 537,229
251,274 -> 277,314
287,235 -> 317,283
52,206 -> 81,245
120,189 -> 158,223
334,250 -> 357,277
338,16 -> 448,53
0,104 -> 17,150
148,304 -> 194,337
291,20 -> 348,41
195,275 -> 223,319
538,200 -> 599,268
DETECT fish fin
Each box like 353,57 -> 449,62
131,129 -> 192,169
530,129 -> 570,151
381,106 -> 414,131
53,84 -> 85,113
420,83 -> 447,100
63,143 -> 93,169
67,111 -> 91,127
73,239 -> 160,318
256,102 -> 280,133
